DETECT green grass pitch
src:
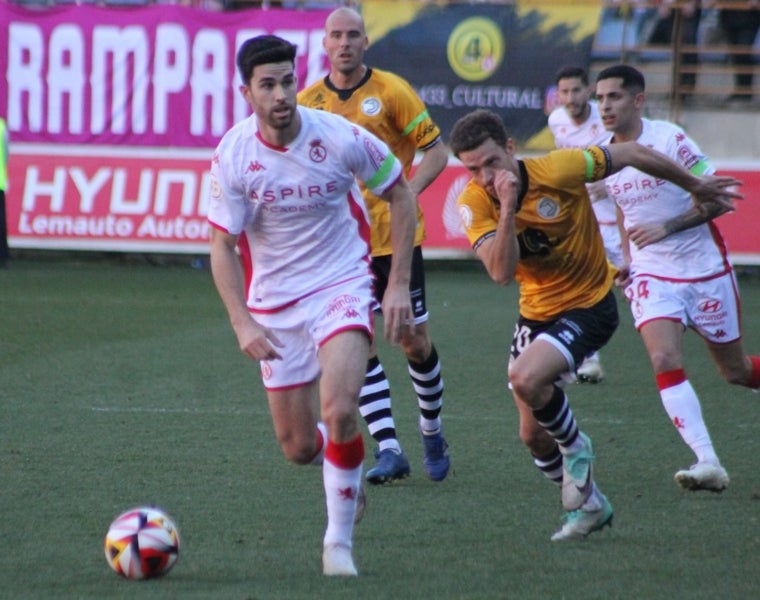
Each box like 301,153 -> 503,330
1,254 -> 759,599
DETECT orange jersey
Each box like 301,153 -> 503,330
298,68 -> 441,256
457,147 -> 616,321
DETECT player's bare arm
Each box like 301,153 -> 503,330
604,142 -> 743,211
477,169 -> 521,286
628,202 -> 731,249
380,177 -> 417,345
209,227 -> 283,361
408,140 -> 449,196
614,204 -> 632,288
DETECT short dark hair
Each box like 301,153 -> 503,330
236,35 -> 297,84
596,64 -> 646,93
449,109 -> 508,158
555,65 -> 588,86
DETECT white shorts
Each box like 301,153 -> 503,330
624,270 -> 741,344
254,276 -> 375,390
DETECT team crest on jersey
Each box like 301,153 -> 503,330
361,97 -> 382,116
309,139 -> 327,163
536,197 -> 560,219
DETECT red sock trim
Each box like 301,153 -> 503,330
748,356 -> 760,390
325,434 -> 364,469
656,368 -> 687,391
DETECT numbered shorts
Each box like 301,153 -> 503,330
624,271 -> 741,344
509,290 -> 619,375
253,276 -> 375,391
370,245 -> 428,325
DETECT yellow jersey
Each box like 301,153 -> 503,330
457,147 -> 616,321
298,68 -> 441,256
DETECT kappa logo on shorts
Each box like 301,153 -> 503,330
326,294 -> 361,318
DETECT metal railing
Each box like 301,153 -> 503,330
593,1 -> 760,119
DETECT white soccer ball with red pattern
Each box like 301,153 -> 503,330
104,506 -> 180,580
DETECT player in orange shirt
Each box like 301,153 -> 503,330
299,7 -> 450,484
449,109 -> 741,540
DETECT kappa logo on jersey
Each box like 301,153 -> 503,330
537,197 -> 560,219
344,307 -> 360,319
698,299 -> 723,313
326,293 -> 361,318
246,160 -> 266,173
361,97 -> 382,116
312,92 -> 326,108
309,139 -> 327,163
673,416 -> 685,429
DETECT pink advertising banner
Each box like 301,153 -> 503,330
8,144 -> 760,264
1,4 -> 331,147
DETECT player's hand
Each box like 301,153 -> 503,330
627,223 -> 668,249
586,180 -> 607,202
236,317 -> 284,361
614,263 -> 632,289
381,284 -> 413,345
691,176 -> 742,213
494,170 -> 520,214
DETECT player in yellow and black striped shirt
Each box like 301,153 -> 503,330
450,108 -> 741,541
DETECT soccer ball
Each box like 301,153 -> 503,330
104,506 -> 180,580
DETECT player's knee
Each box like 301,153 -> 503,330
275,431 -> 318,465
280,440 -> 316,465
400,328 -> 431,361
649,350 -> 680,374
509,369 -> 541,401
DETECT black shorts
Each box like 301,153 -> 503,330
370,246 -> 428,321
509,290 -> 619,371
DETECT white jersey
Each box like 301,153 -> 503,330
208,106 -> 403,312
548,101 -> 620,262
548,100 -> 608,149
604,118 -> 731,281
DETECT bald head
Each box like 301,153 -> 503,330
325,7 -> 365,36
323,6 -> 369,84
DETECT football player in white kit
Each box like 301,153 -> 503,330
596,64 -> 760,493
548,66 -> 623,384
208,35 -> 417,576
